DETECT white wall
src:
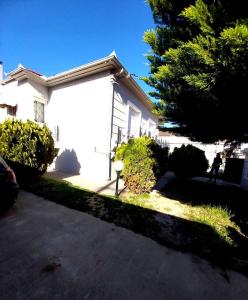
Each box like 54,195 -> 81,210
46,71 -> 113,179
158,135 -> 225,169
1,72 -> 158,181
0,79 -> 48,122
0,106 -> 6,121
111,82 -> 158,146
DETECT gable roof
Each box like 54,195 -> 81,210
2,54 -> 155,111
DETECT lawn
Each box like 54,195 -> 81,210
19,175 -> 248,277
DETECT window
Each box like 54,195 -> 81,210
117,127 -> 122,145
7,105 -> 17,117
128,106 -> 141,138
148,119 -> 157,138
34,101 -> 44,123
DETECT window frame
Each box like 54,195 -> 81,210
34,97 -> 45,123
126,101 -> 142,139
7,105 -> 17,117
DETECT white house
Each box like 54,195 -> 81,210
0,54 -> 158,180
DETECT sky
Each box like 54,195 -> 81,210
0,0 -> 156,96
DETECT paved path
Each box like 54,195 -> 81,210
0,191 -> 248,300
191,176 -> 241,187
45,170 -> 126,196
152,171 -> 176,192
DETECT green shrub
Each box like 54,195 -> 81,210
169,144 -> 208,178
115,137 -> 169,194
150,141 -> 169,177
0,119 -> 57,174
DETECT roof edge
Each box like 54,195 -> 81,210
2,55 -> 156,114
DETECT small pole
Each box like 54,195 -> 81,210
115,170 -> 120,197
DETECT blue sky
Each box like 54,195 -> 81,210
0,0 -> 156,96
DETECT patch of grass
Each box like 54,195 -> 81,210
19,175 -> 160,236
122,193 -> 155,210
163,178 -> 248,237
186,205 -> 240,245
160,206 -> 172,213
20,176 -> 95,209
18,174 -> 248,276
161,178 -> 248,274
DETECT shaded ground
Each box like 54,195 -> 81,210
159,178 -> 248,273
17,175 -> 248,277
1,191 -> 248,300
162,178 -> 248,236
45,170 -> 126,196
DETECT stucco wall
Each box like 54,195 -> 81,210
158,135 -> 225,169
0,79 -> 48,122
111,82 -> 158,147
46,72 -> 113,179
1,71 -> 158,180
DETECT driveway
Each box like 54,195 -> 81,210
0,191 -> 248,300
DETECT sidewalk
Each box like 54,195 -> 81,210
45,170 -> 126,196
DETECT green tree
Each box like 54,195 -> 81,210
144,0 -> 248,144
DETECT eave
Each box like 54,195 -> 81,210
46,55 -> 120,87
3,68 -> 46,85
2,55 -> 156,115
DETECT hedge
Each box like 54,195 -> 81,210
169,144 -> 209,178
0,119 -> 57,174
115,137 -> 169,194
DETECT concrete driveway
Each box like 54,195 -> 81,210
0,191 -> 248,300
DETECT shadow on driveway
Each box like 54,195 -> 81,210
0,191 -> 248,300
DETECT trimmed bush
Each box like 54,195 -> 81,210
115,137 -> 169,194
150,141 -> 169,177
169,144 -> 208,178
0,119 -> 57,174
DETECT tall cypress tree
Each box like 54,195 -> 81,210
144,0 -> 248,143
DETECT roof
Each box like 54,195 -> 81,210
2,54 -> 155,112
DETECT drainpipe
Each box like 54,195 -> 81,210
108,75 -> 116,180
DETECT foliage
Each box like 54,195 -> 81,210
115,137 -> 169,194
169,144 -> 208,177
186,204 -> 238,245
144,0 -> 248,144
115,137 -> 156,194
0,119 -> 57,173
150,140 -> 169,177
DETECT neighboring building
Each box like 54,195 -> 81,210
0,55 -> 158,180
158,131 -> 247,176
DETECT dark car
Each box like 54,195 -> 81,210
0,155 -> 19,209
